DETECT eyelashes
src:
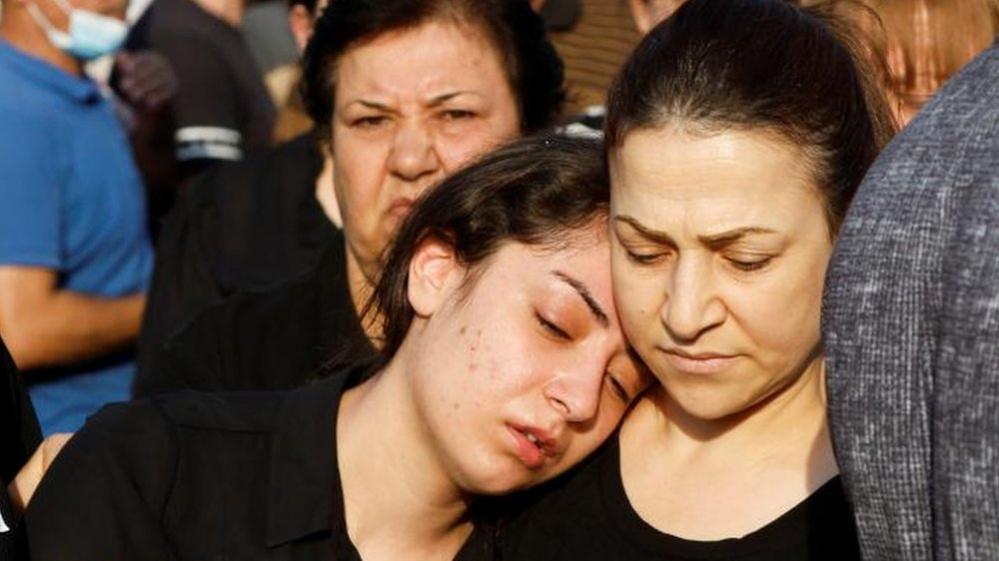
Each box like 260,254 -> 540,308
535,312 -> 571,340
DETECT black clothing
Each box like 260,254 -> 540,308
124,0 -> 275,172
0,338 -> 41,561
135,239 -> 373,397
502,436 -> 862,561
135,131 -> 336,392
24,365 -> 495,561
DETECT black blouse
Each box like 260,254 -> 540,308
500,435 -> 862,560
25,364 -> 496,561
135,131 -> 336,394
134,239 -> 375,397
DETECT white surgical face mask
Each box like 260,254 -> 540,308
27,0 -> 127,61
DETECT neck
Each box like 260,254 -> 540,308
191,0 -> 244,27
345,245 -> 383,343
337,348 -> 473,560
0,12 -> 82,75
634,354 -> 835,477
314,154 -> 342,228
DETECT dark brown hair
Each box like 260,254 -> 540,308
370,134 -> 609,359
302,0 -> 566,140
605,0 -> 897,233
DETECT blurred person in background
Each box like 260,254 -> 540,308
627,0 -> 685,34
862,0 -> 999,126
133,0 -> 565,397
556,0 -> 688,139
269,0 -> 326,140
123,0 -> 276,178
0,0 -> 154,434
133,0 -> 336,387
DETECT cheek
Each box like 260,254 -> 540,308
333,141 -> 384,222
612,255 -> 662,348
729,274 -> 823,363
437,129 -> 507,173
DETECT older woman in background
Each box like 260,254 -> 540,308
134,0 -> 566,396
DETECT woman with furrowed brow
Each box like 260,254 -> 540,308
501,1 -> 897,559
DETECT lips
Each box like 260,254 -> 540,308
387,198 -> 414,220
506,423 -> 559,470
660,348 -> 738,375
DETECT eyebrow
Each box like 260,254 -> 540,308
552,271 -> 609,328
614,215 -> 777,249
347,99 -> 397,114
613,216 -> 677,247
698,226 -> 779,249
345,91 -> 476,113
427,91 -> 476,107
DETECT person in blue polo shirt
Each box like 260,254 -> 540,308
0,0 -> 153,434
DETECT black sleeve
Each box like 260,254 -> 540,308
23,401 -> 178,561
134,169 -> 226,396
153,31 -> 244,172
0,338 -> 41,484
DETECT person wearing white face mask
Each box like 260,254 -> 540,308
23,0 -> 127,60
0,0 -> 154,435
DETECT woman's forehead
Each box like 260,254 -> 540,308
334,20 -> 509,104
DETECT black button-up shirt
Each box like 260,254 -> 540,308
24,366 -> 495,560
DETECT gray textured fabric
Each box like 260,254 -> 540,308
823,41 -> 999,561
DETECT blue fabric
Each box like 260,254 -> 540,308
0,39 -> 153,434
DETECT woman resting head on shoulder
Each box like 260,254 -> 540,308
23,135 -> 651,561
503,1 -> 896,559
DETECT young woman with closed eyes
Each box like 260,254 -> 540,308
24,135 -> 651,561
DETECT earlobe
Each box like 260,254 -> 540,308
407,236 -> 461,318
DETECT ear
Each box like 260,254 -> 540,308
288,5 -> 315,54
407,236 -> 463,319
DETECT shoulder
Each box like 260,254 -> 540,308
499,439 -> 617,558
152,265 -> 333,393
149,389 -> 288,433
181,133 -> 319,210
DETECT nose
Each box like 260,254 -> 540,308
661,255 -> 725,343
543,359 -> 605,424
386,120 -> 441,183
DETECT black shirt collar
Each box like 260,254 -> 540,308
265,368 -> 356,547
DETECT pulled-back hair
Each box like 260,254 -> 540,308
302,0 -> 566,139
606,0 -> 897,234
370,134 -> 608,359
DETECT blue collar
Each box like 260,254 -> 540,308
0,38 -> 102,104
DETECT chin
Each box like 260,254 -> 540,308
665,384 -> 748,422
456,462 -> 535,496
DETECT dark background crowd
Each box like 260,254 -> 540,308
0,0 -> 997,559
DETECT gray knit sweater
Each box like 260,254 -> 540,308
823,42 -> 999,561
